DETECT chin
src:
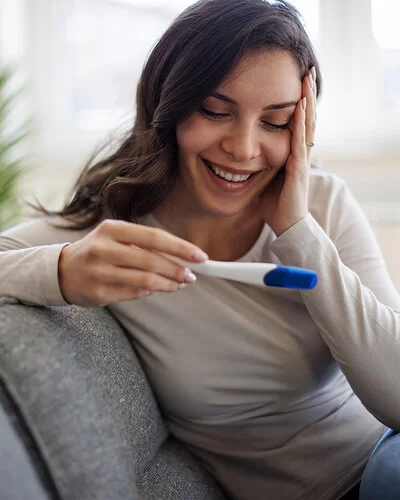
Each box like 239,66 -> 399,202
197,193 -> 259,219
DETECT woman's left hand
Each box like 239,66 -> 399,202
259,67 -> 317,237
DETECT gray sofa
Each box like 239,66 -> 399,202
0,298 -> 226,500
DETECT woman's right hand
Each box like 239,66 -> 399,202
58,219 -> 208,307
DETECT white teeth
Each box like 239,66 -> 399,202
208,163 -> 251,182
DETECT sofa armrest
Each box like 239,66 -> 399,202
0,299 -> 146,500
0,299 -> 226,500
0,379 -> 55,500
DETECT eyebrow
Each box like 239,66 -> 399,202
209,91 -> 297,110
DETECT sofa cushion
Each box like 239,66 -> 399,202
0,381 -> 54,500
0,299 -> 225,500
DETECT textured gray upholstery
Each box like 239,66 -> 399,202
0,382 -> 53,500
0,299 -> 225,500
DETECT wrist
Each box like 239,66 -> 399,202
58,244 -> 74,305
272,213 -> 308,237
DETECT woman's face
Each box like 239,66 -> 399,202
175,49 -> 303,218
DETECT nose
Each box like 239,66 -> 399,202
220,122 -> 261,162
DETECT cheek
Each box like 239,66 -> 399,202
262,131 -> 291,169
176,117 -> 216,154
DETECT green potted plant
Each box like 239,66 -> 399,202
0,67 -> 31,231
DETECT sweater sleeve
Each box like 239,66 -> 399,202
270,173 -> 400,430
0,217 -> 91,306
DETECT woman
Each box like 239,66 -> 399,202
1,1 -> 399,499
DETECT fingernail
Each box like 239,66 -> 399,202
308,74 -> 313,89
184,268 -> 197,283
192,249 -> 209,261
178,283 -> 188,289
302,97 -> 307,111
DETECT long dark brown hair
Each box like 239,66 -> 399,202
30,0 -> 322,230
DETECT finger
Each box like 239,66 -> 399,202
290,98 -> 307,167
97,286 -> 155,307
311,68 -> 317,119
303,71 -> 316,149
111,286 -> 154,302
96,263 -> 187,292
97,220 -> 208,262
112,284 -> 186,305
311,65 -> 317,98
92,240 -> 195,283
151,248 -> 199,277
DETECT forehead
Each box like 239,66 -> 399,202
216,50 -> 302,104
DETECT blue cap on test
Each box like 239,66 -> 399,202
263,265 -> 317,289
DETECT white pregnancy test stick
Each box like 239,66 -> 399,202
163,254 -> 318,289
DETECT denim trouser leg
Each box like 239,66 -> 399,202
359,429 -> 400,500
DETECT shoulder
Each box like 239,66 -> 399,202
308,168 -> 348,204
0,215 -> 95,247
307,168 -> 361,235
308,168 -> 352,214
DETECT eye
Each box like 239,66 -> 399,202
199,106 -> 230,120
262,120 -> 292,131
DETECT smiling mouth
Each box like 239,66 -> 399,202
202,159 -> 262,183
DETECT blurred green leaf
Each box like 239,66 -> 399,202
0,163 -> 22,197
0,65 -> 32,231
0,69 -> 12,88
0,135 -> 28,158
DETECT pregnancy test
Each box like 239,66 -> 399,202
165,255 -> 317,289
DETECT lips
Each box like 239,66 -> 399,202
201,158 -> 263,194
202,158 -> 262,177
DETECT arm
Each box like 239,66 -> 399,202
0,217 -> 90,306
270,173 -> 400,430
1,216 -> 208,307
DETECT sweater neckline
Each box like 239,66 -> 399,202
139,213 -> 270,263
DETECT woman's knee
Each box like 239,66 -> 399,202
359,429 -> 400,500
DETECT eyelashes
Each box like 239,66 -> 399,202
198,106 -> 292,131
265,121 -> 292,131
199,106 -> 229,120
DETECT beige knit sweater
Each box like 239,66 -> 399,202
1,169 -> 399,500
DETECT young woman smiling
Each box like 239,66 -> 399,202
1,1 -> 399,499
156,48 -> 313,260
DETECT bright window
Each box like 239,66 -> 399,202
18,0 -> 400,162
291,0 -> 319,46
371,0 -> 400,50
65,0 -> 186,129
371,0 -> 400,112
65,0 -> 319,130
